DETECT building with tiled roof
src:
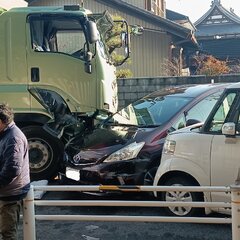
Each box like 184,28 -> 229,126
195,0 -> 240,66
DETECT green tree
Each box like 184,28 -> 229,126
0,8 -> 6,14
105,15 -> 143,78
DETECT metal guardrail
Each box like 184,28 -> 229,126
22,184 -> 240,240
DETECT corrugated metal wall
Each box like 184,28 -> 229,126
28,0 -> 171,77
121,0 -> 145,9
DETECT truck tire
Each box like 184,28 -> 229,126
22,126 -> 64,181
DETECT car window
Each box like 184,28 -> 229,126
186,91 -> 223,122
171,114 -> 186,130
110,96 -> 192,127
208,92 -> 237,132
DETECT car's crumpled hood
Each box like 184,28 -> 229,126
71,125 -> 154,164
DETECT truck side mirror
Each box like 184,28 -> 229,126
222,122 -> 236,136
121,32 -> 127,47
85,51 -> 93,74
121,32 -> 130,58
86,20 -> 99,44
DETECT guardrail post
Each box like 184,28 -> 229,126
22,185 -> 36,240
231,169 -> 240,240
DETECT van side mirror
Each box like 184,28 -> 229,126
86,20 -> 99,44
222,122 -> 236,136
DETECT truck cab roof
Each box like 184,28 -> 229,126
4,5 -> 92,15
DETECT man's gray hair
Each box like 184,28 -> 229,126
0,103 -> 14,124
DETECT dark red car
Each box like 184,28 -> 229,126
62,83 -> 231,186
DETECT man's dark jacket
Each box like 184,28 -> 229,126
0,122 -> 30,201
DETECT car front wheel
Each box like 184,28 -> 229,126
159,176 -> 204,217
143,167 -> 158,185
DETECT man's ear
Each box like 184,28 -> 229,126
0,119 -> 6,132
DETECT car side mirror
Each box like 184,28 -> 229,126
222,122 -> 236,136
186,119 -> 201,127
167,127 -> 176,134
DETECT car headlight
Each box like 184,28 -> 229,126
104,141 -> 145,162
163,139 -> 176,155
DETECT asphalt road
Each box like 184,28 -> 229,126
18,187 -> 232,240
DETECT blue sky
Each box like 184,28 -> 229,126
166,0 -> 240,22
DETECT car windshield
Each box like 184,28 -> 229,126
107,96 -> 193,127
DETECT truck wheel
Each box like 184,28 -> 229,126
22,126 -> 64,181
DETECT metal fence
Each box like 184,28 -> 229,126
22,184 -> 240,240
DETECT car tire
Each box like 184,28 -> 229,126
144,167 -> 158,185
159,176 -> 204,217
22,125 -> 64,181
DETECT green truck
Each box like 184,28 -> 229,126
0,5 -> 131,180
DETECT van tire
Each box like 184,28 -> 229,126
159,176 -> 204,217
22,125 -> 64,181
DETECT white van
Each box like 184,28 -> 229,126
153,82 -> 240,217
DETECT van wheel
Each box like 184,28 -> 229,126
22,126 -> 64,181
159,176 -> 204,217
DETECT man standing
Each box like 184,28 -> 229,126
0,104 -> 30,240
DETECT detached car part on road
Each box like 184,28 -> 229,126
153,82 -> 240,217
55,84 -> 231,186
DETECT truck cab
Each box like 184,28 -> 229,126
0,6 -> 130,180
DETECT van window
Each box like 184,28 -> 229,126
208,92 -> 237,132
186,91 -> 223,122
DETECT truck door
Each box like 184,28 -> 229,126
26,15 -> 97,113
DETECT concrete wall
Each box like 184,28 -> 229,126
117,74 -> 240,109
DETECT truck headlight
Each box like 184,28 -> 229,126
104,141 -> 145,162
163,139 -> 176,155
